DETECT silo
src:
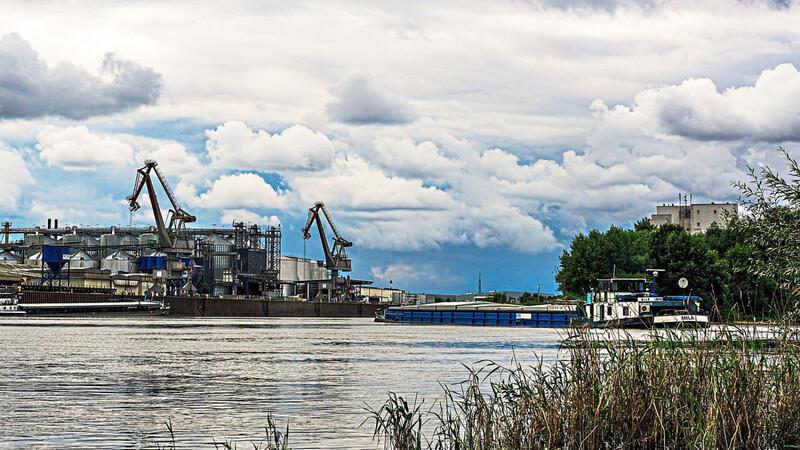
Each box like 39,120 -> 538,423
84,236 -> 100,247
280,256 -> 298,282
25,251 -> 43,265
100,234 -> 121,247
69,250 -> 98,269
119,234 -> 138,246
298,258 -> 313,281
61,234 -> 82,246
139,233 -> 158,246
0,250 -> 21,264
24,234 -> 55,246
101,250 -> 134,274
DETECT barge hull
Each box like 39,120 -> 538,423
381,308 -> 581,328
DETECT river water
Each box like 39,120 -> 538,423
0,316 -> 578,449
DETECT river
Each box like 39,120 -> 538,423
0,316 -> 575,449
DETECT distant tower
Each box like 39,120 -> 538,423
478,272 -> 482,293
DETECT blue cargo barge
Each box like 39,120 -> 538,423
377,301 -> 583,328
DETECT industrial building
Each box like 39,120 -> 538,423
0,161 -> 379,302
650,194 -> 738,234
0,221 -> 281,297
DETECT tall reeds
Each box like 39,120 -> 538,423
367,326 -> 800,449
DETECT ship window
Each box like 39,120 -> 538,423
623,306 -> 630,316
607,306 -> 612,316
697,222 -> 700,226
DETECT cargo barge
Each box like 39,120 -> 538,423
377,271 -> 709,329
376,301 -> 582,327
11,290 -> 169,315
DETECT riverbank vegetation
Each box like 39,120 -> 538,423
556,148 -> 800,321
367,327 -> 800,449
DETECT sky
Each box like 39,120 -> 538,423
1,0 -> 800,294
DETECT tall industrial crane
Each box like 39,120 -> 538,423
127,159 -> 196,251
301,202 -> 352,279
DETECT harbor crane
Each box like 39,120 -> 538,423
127,159 -> 196,252
302,202 -> 352,278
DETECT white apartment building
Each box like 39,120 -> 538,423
651,198 -> 738,234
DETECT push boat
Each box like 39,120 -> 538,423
585,272 -> 709,328
0,291 -> 25,315
376,271 -> 709,329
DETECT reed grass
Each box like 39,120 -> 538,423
366,326 -> 800,450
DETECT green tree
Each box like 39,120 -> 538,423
487,292 -> 508,303
732,148 -> 800,319
634,217 -> 655,232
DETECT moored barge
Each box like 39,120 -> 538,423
377,301 -> 582,327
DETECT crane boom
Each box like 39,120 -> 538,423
301,202 -> 351,273
126,160 -> 195,249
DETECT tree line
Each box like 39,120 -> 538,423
556,149 -> 800,321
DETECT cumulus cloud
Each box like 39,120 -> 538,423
205,121 -> 334,172
0,143 -> 34,212
219,209 -> 281,227
369,136 -> 461,182
289,155 -> 453,212
180,173 -> 288,210
286,154 -> 560,253
36,125 -> 134,170
595,63 -> 800,142
0,33 -> 162,120
136,142 -> 207,184
326,75 -> 417,125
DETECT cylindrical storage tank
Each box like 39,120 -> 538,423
101,250 -> 134,274
280,283 -> 294,297
100,234 -> 120,247
26,251 -> 43,265
299,259 -> 313,281
69,250 -> 97,269
119,234 -> 138,246
280,257 -> 298,282
84,236 -> 100,247
0,250 -> 21,264
24,235 -> 55,246
139,233 -> 158,246
61,234 -> 82,246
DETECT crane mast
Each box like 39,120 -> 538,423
301,202 -> 352,277
127,159 -> 196,250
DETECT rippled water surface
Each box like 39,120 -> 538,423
1,316 -> 576,449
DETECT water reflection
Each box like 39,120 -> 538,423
0,317 -> 566,449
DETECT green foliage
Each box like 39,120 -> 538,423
518,292 -> 544,305
732,148 -> 800,319
556,225 -> 650,298
486,292 -> 508,303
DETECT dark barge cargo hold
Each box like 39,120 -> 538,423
16,291 -> 168,314
377,301 -> 582,327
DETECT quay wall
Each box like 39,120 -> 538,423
165,296 -> 382,318
18,291 -> 382,318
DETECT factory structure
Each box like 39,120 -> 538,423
0,160 -> 376,302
